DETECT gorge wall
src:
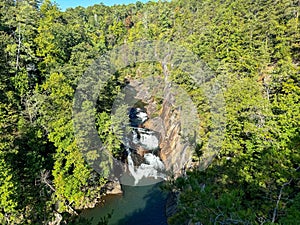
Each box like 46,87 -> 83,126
130,78 -> 195,178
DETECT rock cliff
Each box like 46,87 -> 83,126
129,77 -> 195,178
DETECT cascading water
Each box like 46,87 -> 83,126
125,107 -> 166,185
132,128 -> 160,150
126,151 -> 166,185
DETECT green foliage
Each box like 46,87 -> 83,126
0,104 -> 20,224
280,193 -> 300,224
96,112 -> 122,159
0,0 -> 299,224
165,0 -> 300,224
40,72 -> 105,211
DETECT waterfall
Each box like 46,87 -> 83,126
144,153 -> 165,171
132,128 -> 159,150
129,107 -> 148,127
136,110 -> 148,124
124,106 -> 166,185
127,151 -> 166,185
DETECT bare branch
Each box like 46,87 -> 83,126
40,170 -> 56,192
16,23 -> 21,71
272,179 -> 292,223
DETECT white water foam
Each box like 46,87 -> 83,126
136,110 -> 148,124
127,151 -> 166,185
133,128 -> 159,150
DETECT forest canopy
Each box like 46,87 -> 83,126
0,0 -> 299,224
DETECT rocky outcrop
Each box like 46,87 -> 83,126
105,179 -> 122,195
158,98 -> 192,177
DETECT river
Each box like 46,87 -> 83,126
80,182 -> 168,225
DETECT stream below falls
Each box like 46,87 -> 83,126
80,183 -> 168,225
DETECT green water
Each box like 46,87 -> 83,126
81,182 -> 168,225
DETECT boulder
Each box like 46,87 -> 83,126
106,179 -> 122,195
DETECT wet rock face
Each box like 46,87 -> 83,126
130,151 -> 145,166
